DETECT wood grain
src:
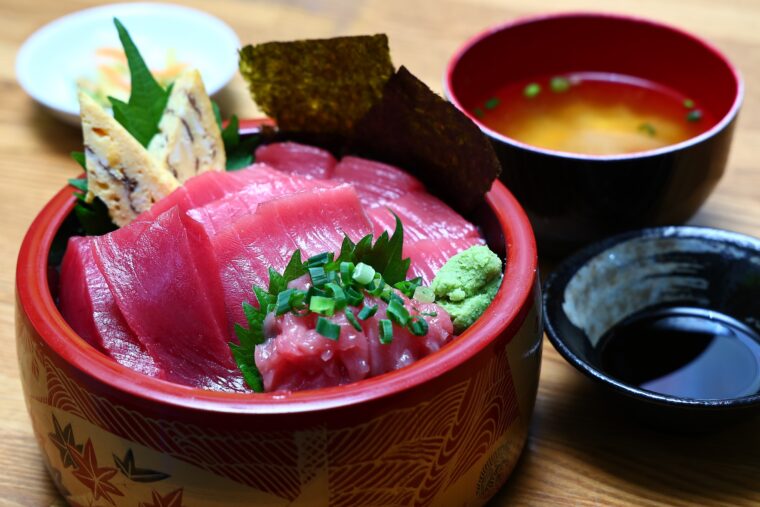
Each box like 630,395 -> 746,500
1,1 -> 758,505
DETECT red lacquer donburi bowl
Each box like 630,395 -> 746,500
16,122 -> 541,506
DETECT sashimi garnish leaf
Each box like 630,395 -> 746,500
108,18 -> 172,147
212,101 -> 260,170
267,250 -> 307,295
67,174 -> 118,236
229,342 -> 264,392
335,214 -> 410,285
231,289 -> 274,392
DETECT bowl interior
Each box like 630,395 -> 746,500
19,123 -> 538,413
447,13 -> 741,147
544,226 -> 760,406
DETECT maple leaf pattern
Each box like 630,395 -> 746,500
114,448 -> 170,482
48,413 -> 82,468
68,439 -> 124,505
139,488 -> 185,507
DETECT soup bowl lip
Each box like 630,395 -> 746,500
16,119 -> 539,416
444,11 -> 745,163
542,225 -> 760,409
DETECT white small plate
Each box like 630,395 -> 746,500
16,2 -> 240,126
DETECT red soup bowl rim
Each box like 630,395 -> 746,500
444,11 -> 744,162
16,120 -> 538,415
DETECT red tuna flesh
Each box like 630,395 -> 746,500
59,237 -> 161,377
92,206 -> 245,391
188,168 -> 335,236
213,185 -> 373,334
137,163 -> 279,222
256,294 -> 453,391
405,236 -> 486,285
369,191 -> 479,243
332,156 -> 423,207
255,142 -> 336,179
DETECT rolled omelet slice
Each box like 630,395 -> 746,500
148,69 -> 226,181
79,92 -> 180,227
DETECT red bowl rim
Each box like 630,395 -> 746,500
444,11 -> 745,162
16,119 -> 538,415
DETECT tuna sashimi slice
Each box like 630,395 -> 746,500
332,156 -> 423,207
256,295 -> 453,392
369,191 -> 479,243
213,185 -> 373,332
188,169 -> 335,236
255,142 -> 336,179
405,236 -> 486,285
93,206 -> 245,391
136,163 -> 276,222
59,237 -> 161,377
266,184 -> 372,255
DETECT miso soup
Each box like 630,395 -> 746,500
473,72 -> 715,156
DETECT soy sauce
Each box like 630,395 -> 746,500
597,307 -> 760,400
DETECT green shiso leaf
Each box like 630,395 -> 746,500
108,18 -> 172,147
338,214 -> 410,285
212,101 -> 259,170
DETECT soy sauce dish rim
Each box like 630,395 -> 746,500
542,225 -> 760,410
444,11 -> 745,162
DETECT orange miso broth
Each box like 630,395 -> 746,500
473,72 -> 716,156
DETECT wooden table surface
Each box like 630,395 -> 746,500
1,0 -> 759,505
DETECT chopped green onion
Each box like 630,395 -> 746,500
307,252 -> 332,267
307,286 -> 328,299
686,109 -> 703,122
408,316 -> 429,336
339,261 -> 355,284
484,97 -> 500,110
394,277 -> 422,298
413,286 -> 435,303
420,311 -> 438,317
358,304 -> 378,320
316,316 -> 341,340
325,282 -> 347,310
345,308 -> 363,332
290,289 -> 307,310
550,76 -> 570,93
309,295 -> 336,316
309,266 -> 328,287
367,274 -> 386,296
523,83 -> 541,98
473,107 -> 484,118
638,123 -> 656,137
379,319 -> 393,344
275,289 -> 296,315
387,298 -> 410,326
345,286 -> 364,306
352,262 -> 376,285
683,98 -> 695,109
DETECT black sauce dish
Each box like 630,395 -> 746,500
445,13 -> 744,256
542,226 -> 760,430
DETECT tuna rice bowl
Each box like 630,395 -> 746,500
53,21 -> 507,395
